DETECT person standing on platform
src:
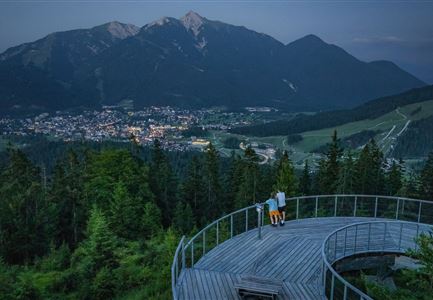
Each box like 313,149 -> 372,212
276,190 -> 286,225
265,193 -> 280,227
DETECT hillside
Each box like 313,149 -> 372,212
222,85 -> 433,163
232,85 -> 433,137
0,11 -> 425,115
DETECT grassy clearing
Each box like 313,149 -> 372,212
209,99 -> 433,166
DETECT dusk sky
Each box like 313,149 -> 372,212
1,0 -> 432,83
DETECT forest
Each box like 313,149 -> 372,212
0,131 -> 433,299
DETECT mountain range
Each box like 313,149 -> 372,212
0,11 -> 426,115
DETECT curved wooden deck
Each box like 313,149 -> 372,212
176,217 -> 380,300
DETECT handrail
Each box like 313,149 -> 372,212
171,194 -> 433,299
171,235 -> 185,300
321,220 -> 433,300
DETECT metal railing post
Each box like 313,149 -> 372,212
323,263 -> 327,289
398,223 -> 403,250
367,223 -> 371,250
334,196 -> 338,217
258,209 -> 262,240
374,197 -> 378,218
191,242 -> 195,267
230,214 -> 233,238
182,240 -> 185,270
203,231 -> 206,256
330,274 -> 335,300
382,223 -> 387,251
334,233 -> 338,261
216,220 -> 219,246
245,209 -> 248,232
354,224 -> 358,253
418,202 -> 422,223
396,198 -> 400,220
343,285 -> 347,300
296,198 -> 299,219
343,228 -> 347,256
315,196 -> 319,218
354,196 -> 357,217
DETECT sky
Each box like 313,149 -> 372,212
0,0 -> 432,83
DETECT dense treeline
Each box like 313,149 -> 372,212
231,85 -> 433,137
313,130 -> 380,153
0,132 -> 433,299
393,115 -> 433,158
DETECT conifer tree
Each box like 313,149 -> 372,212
83,207 -> 117,271
109,182 -> 147,240
400,172 -> 420,199
235,146 -> 260,208
49,150 -> 86,248
142,201 -> 162,239
223,152 -> 244,213
0,149 -> 48,264
203,143 -> 222,219
322,130 -> 343,194
273,151 -> 297,196
299,160 -> 312,196
386,160 -> 403,196
355,139 -> 385,194
420,151 -> 433,200
181,155 -> 205,217
173,201 -> 195,234
337,151 -> 356,194
149,140 -> 178,226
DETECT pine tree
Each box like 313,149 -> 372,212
322,130 -> 343,194
299,160 -> 312,196
49,150 -> 86,248
386,160 -> 403,196
173,202 -> 195,234
223,152 -> 244,213
181,155 -> 205,218
401,172 -> 421,199
354,139 -> 385,194
109,182 -> 146,240
273,151 -> 297,196
83,207 -> 117,271
149,140 -> 178,226
420,152 -> 433,200
370,139 -> 385,194
0,149 -> 48,264
235,146 -> 260,208
337,151 -> 356,194
141,201 -> 162,238
203,143 -> 222,219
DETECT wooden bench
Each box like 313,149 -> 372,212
235,275 -> 282,300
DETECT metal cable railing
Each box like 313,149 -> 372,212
322,220 -> 432,300
171,195 -> 433,299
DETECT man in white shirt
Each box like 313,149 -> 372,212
276,190 -> 286,225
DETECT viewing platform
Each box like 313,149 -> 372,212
171,195 -> 433,300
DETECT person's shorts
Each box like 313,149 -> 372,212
278,206 -> 286,213
269,210 -> 280,218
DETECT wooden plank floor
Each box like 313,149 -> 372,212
176,217 -> 389,300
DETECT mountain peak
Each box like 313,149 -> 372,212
295,34 -> 325,45
180,11 -> 206,36
144,16 -> 178,29
105,21 -> 140,39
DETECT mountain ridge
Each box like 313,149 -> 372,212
0,11 -> 426,115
